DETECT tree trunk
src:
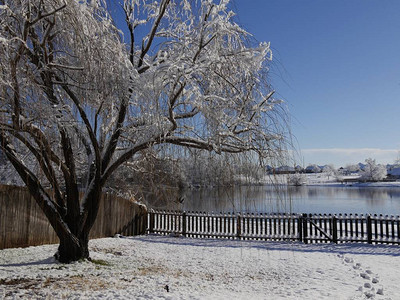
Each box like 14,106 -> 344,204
54,186 -> 102,263
55,230 -> 90,263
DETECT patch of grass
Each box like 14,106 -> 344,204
90,259 -> 111,266
46,275 -> 111,291
0,278 -> 39,290
137,265 -> 165,275
39,265 -> 67,271
0,278 -> 32,286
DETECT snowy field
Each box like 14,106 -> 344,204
1,235 -> 399,299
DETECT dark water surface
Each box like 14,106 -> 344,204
173,185 -> 400,215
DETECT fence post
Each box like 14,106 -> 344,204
298,214 -> 303,242
182,211 -> 187,237
302,213 -> 308,244
148,212 -> 154,234
367,214 -> 372,244
131,215 -> 138,236
237,214 -> 242,239
134,215 -> 139,235
141,213 -> 146,235
332,216 -> 338,243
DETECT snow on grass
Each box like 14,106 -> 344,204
1,235 -> 399,299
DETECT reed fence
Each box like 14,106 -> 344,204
147,210 -> 400,245
0,184 -> 146,249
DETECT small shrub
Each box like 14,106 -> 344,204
287,173 -> 307,186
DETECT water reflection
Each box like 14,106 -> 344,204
173,185 -> 400,215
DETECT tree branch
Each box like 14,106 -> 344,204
101,98 -> 128,173
12,132 -> 65,215
168,81 -> 186,131
59,128 -> 80,224
137,0 -> 170,68
101,139 -> 160,185
28,3 -> 67,26
123,2 -> 135,65
174,108 -> 199,119
54,75 -> 101,171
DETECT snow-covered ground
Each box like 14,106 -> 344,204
1,235 -> 399,299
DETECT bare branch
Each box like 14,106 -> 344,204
28,3 -> 67,26
48,63 -> 84,71
12,131 -> 65,214
174,108 -> 199,119
54,75 -> 101,168
138,0 -> 170,68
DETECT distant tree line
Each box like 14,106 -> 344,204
285,158 -> 392,186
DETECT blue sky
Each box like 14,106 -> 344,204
232,0 -> 400,167
109,0 -> 400,167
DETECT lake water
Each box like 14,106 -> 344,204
174,185 -> 400,215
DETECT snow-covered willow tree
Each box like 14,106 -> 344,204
0,0 -> 289,262
361,158 -> 387,182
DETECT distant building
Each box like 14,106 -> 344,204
387,167 -> 400,179
305,165 -> 321,173
274,166 -> 295,174
295,165 -> 304,173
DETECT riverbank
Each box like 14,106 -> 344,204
263,173 -> 400,188
1,235 -> 399,299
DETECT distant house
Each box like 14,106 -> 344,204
338,164 -> 362,176
274,166 -> 296,174
295,165 -> 304,173
338,167 -> 352,176
387,167 -> 400,180
305,165 -> 321,173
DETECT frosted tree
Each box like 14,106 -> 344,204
361,158 -> 387,182
322,164 -> 336,180
346,164 -> 361,173
0,0 -> 289,262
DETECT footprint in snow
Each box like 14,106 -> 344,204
344,257 -> 353,264
341,256 -> 384,297
359,267 -> 384,297
364,290 -> 375,299
360,273 -> 371,280
364,282 -> 371,288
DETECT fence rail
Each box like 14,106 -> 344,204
147,210 -> 400,245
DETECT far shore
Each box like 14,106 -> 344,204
262,173 -> 400,188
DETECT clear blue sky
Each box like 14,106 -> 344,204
232,0 -> 400,167
109,0 -> 400,167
